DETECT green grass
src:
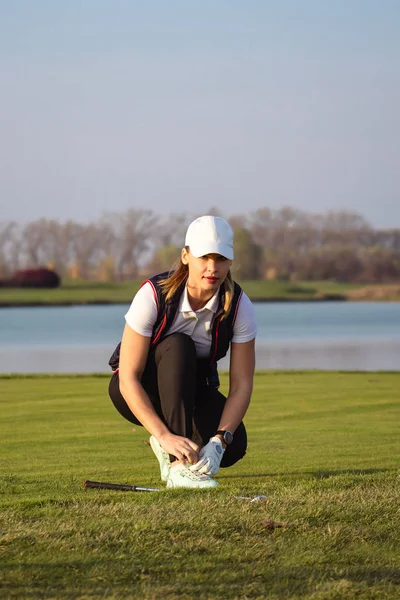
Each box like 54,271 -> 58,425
0,280 -> 139,305
1,372 -> 399,599
0,278 -> 370,306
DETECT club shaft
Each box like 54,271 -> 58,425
83,480 -> 159,492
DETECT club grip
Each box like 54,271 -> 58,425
83,480 -> 139,492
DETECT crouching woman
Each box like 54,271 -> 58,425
108,215 -> 256,488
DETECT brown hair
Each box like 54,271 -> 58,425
158,249 -> 234,320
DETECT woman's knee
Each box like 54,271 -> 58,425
220,423 -> 247,468
221,446 -> 247,468
155,333 -> 197,362
108,372 -> 141,425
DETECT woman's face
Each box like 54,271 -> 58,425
182,247 -> 232,293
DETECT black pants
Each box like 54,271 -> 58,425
108,333 -> 247,468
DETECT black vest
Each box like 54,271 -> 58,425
109,272 -> 243,387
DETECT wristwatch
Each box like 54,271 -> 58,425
215,430 -> 233,445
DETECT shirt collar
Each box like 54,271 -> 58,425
180,286 -> 220,314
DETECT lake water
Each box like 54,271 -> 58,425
0,302 -> 399,372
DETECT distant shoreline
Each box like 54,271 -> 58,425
1,282 -> 399,306
1,295 -> 395,308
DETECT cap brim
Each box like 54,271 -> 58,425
188,241 -> 234,260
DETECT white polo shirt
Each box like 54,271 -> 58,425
125,283 -> 257,359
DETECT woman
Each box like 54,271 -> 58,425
108,215 -> 256,488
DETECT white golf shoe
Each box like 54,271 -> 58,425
149,436 -> 171,482
166,463 -> 219,489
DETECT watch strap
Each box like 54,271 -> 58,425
215,430 -> 233,444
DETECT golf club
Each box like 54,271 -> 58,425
83,480 -> 160,492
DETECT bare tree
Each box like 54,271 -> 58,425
231,227 -> 263,279
0,221 -> 18,277
156,212 -> 190,248
20,219 -> 50,267
67,222 -> 108,280
1,207 -> 399,284
322,210 -> 371,231
228,213 -> 249,231
44,220 -> 77,276
205,206 -> 224,218
100,209 -> 159,279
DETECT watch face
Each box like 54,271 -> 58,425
224,431 -> 233,444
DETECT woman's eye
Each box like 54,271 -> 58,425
201,255 -> 227,261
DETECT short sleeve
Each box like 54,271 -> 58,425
232,292 -> 257,343
124,282 -> 158,337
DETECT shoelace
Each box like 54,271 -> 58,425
177,467 -> 210,481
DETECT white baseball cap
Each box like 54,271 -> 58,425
185,215 -> 234,260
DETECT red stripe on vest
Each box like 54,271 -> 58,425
140,279 -> 159,311
152,314 -> 167,345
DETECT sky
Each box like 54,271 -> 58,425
0,0 -> 399,228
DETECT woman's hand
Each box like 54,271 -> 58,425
189,436 -> 225,476
157,431 -> 200,464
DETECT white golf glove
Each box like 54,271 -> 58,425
189,436 -> 225,476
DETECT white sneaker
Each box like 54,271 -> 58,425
149,436 -> 171,482
166,463 -> 219,489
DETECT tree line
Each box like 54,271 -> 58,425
1,207 -> 400,283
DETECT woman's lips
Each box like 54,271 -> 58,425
204,277 -> 218,283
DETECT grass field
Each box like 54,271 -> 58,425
0,278 -> 380,306
1,372 -> 400,599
